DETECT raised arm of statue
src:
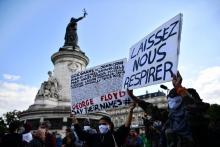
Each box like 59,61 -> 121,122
71,17 -> 83,23
74,9 -> 87,22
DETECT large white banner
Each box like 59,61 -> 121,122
123,14 -> 182,90
71,59 -> 131,115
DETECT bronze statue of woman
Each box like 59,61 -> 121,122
64,9 -> 87,49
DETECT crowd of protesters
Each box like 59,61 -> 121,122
0,72 -> 220,147
0,120 -> 56,147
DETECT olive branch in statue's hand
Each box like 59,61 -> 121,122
83,8 -> 88,17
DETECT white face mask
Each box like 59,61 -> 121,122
99,125 -> 109,134
84,126 -> 90,131
147,116 -> 152,120
167,96 -> 182,109
22,132 -> 33,143
153,121 -> 161,127
71,125 -> 75,131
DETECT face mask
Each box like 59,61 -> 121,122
71,125 -> 75,131
153,121 -> 162,128
22,132 -> 33,143
84,126 -> 90,131
167,96 -> 182,109
99,125 -> 109,134
147,116 -> 152,120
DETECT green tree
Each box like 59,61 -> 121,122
3,110 -> 20,126
208,104 -> 220,122
0,117 -> 7,133
0,110 -> 21,133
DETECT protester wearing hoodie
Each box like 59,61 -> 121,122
128,72 -> 196,147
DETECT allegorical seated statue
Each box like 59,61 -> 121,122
47,71 -> 58,92
64,9 -> 88,49
36,71 -> 60,99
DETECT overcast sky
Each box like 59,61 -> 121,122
0,0 -> 220,116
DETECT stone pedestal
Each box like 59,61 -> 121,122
51,47 -> 89,104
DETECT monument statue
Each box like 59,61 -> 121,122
64,9 -> 88,49
36,71 -> 60,99
20,11 -> 103,136
47,71 -> 58,91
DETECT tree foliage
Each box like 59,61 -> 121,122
0,110 -> 20,133
208,104 -> 220,122
0,117 -> 7,133
3,110 -> 20,126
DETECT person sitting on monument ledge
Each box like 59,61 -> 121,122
71,102 -> 136,147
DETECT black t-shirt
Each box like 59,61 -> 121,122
2,133 -> 22,147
